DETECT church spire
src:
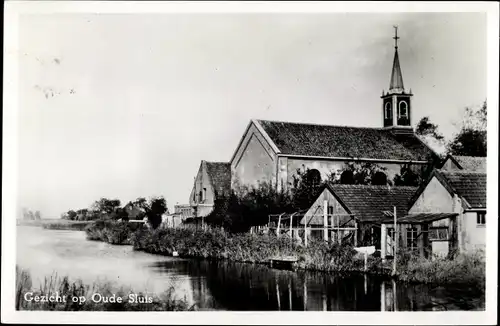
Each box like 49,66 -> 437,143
381,26 -> 413,131
389,26 -> 404,93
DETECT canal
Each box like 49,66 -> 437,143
16,226 -> 484,311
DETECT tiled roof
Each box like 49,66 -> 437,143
205,162 -> 231,199
438,170 -> 486,208
257,120 -> 437,161
453,156 -> 487,172
326,183 -> 418,222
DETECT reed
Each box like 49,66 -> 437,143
15,266 -> 194,311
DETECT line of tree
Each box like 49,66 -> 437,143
61,196 -> 168,229
21,208 -> 42,221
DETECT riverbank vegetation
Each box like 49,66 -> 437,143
85,220 -> 142,245
126,226 -> 485,288
15,266 -> 193,311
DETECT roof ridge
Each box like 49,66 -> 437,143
329,183 -> 418,189
257,119 -> 386,131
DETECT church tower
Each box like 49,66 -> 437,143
381,26 -> 413,133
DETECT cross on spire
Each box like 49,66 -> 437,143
393,25 -> 400,49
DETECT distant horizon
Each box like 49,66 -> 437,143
15,12 -> 487,218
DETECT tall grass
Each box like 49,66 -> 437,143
88,222 -> 485,286
85,220 -> 139,245
130,226 -> 367,273
15,266 -> 194,311
395,249 -> 485,289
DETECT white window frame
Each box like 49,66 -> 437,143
477,212 -> 486,226
398,101 -> 408,118
406,227 -> 418,251
384,102 -> 392,119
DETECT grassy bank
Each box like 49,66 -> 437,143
15,266 -> 194,311
395,250 -> 485,288
130,226 -> 376,274
87,223 -> 485,288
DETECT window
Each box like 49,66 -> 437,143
199,190 -> 203,202
328,205 -> 334,215
429,227 -> 449,241
385,102 -> 392,119
406,227 -> 418,251
477,212 -> 486,226
203,188 -> 207,201
398,101 -> 408,118
306,169 -> 322,189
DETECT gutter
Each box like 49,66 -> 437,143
277,154 -> 428,164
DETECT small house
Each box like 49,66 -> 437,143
189,161 -> 231,218
381,169 -> 486,258
268,183 -> 418,247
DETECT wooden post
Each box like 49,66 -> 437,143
392,279 -> 397,311
354,220 -> 358,247
364,251 -> 368,272
303,280 -> 307,311
330,210 -> 334,244
276,282 -> 281,311
392,206 -> 397,276
304,214 -> 308,247
277,213 -> 283,238
337,214 -> 341,245
380,281 -> 386,312
290,213 -> 294,244
288,281 -> 292,311
323,200 -> 328,242
381,224 -> 387,263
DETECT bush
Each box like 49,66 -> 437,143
85,220 -> 139,245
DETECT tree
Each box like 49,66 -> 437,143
34,211 -> 41,220
90,198 -> 122,217
290,165 -> 324,210
416,116 -> 444,141
145,197 -> 167,229
447,101 -> 487,157
393,164 -> 421,187
329,161 -> 390,186
67,210 -> 77,220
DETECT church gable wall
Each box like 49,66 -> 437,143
231,123 -> 277,191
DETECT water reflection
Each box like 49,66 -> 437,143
17,227 -> 484,311
149,260 -> 484,311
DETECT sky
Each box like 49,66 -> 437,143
16,12 -> 487,218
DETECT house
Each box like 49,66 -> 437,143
189,161 -> 231,218
161,213 -> 185,228
229,31 -> 439,194
381,169 -> 486,258
268,183 -> 417,247
441,154 -> 486,172
174,204 -> 194,218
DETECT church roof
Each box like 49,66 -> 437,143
257,120 -> 436,161
205,161 -> 231,199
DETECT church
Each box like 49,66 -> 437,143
188,28 -> 439,219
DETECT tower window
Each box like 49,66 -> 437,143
398,101 -> 408,118
384,102 -> 392,119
